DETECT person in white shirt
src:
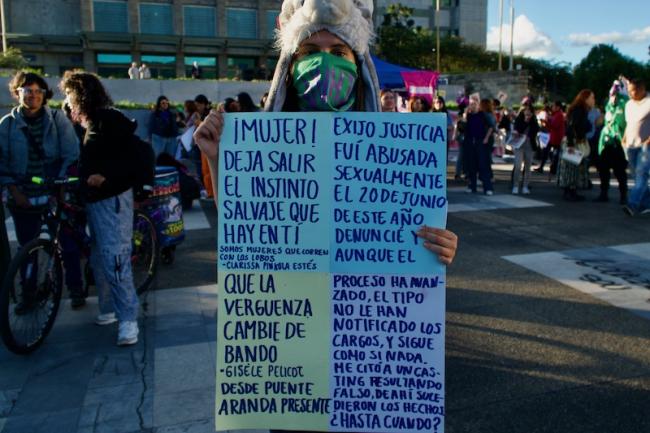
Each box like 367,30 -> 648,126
139,63 -> 151,79
128,62 -> 140,80
622,78 -> 650,215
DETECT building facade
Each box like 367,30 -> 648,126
4,0 -> 283,78
374,0 -> 487,47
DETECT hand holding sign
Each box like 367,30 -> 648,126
193,109 -> 224,161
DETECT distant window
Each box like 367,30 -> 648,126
141,55 -> 176,65
226,8 -> 257,39
184,6 -> 216,37
185,56 -> 217,79
97,53 -> 133,64
93,1 -> 128,33
227,56 -> 255,79
266,10 -> 279,39
184,56 -> 217,67
140,3 -> 173,35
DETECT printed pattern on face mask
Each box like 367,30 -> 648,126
292,52 -> 358,111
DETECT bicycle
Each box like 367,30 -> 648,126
0,176 -> 158,354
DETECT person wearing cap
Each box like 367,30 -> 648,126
595,80 -> 627,203
194,0 -> 457,263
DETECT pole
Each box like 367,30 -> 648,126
498,0 -> 504,70
435,0 -> 440,72
508,0 -> 514,71
0,0 -> 7,53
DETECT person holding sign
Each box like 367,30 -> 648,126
194,0 -> 457,433
194,0 -> 457,265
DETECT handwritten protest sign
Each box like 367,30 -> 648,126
216,112 -> 447,433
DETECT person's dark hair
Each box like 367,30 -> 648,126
552,100 -> 563,110
237,92 -> 258,112
408,96 -> 430,113
432,96 -> 447,113
567,89 -> 593,117
194,94 -> 210,105
224,98 -> 239,113
9,71 -> 54,103
154,95 -> 170,112
59,70 -> 113,119
260,92 -> 269,109
492,98 -> 501,108
184,100 -> 197,115
629,78 -> 646,90
479,98 -> 494,114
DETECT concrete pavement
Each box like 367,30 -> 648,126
2,160 -> 650,433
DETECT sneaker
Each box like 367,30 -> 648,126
521,187 -> 530,195
465,187 -> 473,194
641,208 -> 650,215
117,321 -> 139,346
95,312 -> 117,326
512,186 -> 519,194
485,190 -> 494,196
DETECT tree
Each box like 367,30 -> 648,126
0,47 -> 27,70
375,4 -> 436,70
572,44 -> 650,103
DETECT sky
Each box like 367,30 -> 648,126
485,0 -> 650,66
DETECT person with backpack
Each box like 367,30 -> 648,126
0,71 -> 80,313
59,71 -> 141,346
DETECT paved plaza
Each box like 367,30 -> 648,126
2,161 -> 650,433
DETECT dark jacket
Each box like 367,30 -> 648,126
514,111 -> 540,148
566,105 -> 591,147
148,109 -> 179,138
81,108 -> 137,203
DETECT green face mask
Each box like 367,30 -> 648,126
291,52 -> 358,111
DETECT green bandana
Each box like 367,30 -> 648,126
292,52 -> 358,111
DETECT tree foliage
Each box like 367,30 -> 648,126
0,47 -> 27,70
572,44 -> 650,103
374,3 -> 573,101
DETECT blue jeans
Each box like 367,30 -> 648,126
86,190 -> 138,322
152,134 -> 178,158
626,147 -> 642,177
466,138 -> 493,193
628,145 -> 650,212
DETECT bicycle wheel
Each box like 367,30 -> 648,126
0,239 -> 63,354
132,209 -> 158,295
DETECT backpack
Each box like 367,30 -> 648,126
130,134 -> 156,202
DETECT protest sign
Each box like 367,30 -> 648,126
216,112 -> 448,433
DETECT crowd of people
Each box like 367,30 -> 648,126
377,76 -> 649,213
2,0 -> 648,355
430,78 -> 649,211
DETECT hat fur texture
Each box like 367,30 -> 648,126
276,0 -> 374,56
265,0 -> 381,112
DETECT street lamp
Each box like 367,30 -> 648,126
0,0 -> 6,53
435,0 -> 440,72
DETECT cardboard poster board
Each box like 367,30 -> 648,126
216,112 -> 448,433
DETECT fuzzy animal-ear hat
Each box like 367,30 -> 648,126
264,0 -> 381,112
